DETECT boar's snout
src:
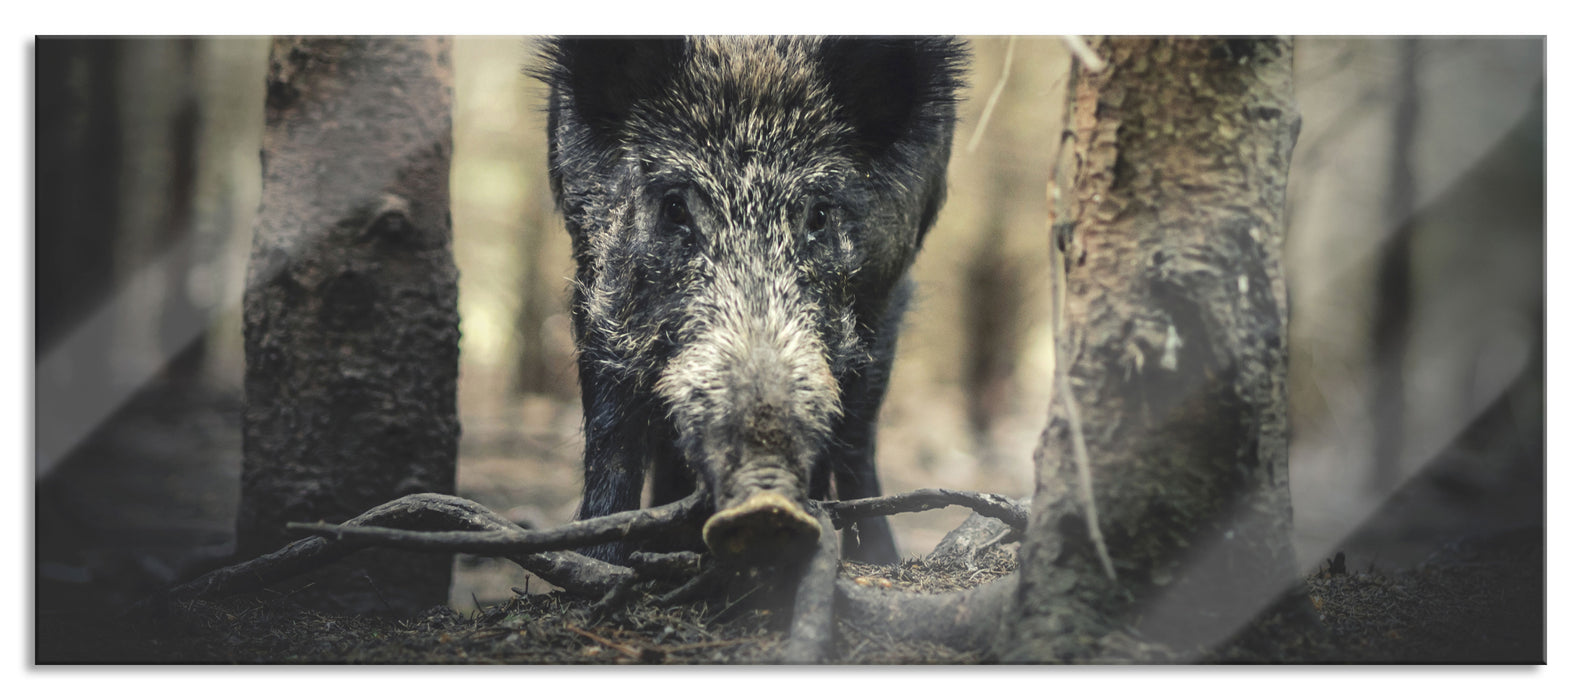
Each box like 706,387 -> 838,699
701,458 -> 822,563
657,282 -> 838,561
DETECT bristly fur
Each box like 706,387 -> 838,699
533,37 -> 969,564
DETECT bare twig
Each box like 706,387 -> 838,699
287,490 -> 707,556
824,489 -> 1027,534
1050,143 -> 1115,582
164,528 -> 351,604
780,504 -> 839,664
966,36 -> 1015,154
389,494 -> 633,597
164,493 -> 637,605
166,493 -> 496,602
1063,35 -> 1106,72
1059,363 -> 1117,582
166,477 -> 1038,662
565,623 -> 648,661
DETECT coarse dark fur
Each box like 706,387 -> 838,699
535,37 -> 968,563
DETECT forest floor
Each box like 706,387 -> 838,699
34,381 -> 1544,664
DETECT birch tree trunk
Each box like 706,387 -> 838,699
238,37 -> 460,615
1001,37 -> 1305,661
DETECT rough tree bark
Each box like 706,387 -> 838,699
238,37 -> 460,615
1001,37 -> 1305,661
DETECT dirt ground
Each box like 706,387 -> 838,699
33,381 -> 1544,664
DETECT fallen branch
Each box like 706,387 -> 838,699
286,490 -> 708,556
927,498 -> 1029,563
824,489 -> 1027,534
164,483 -> 1030,661
397,494 -> 634,598
628,550 -> 706,580
519,550 -> 633,599
165,493 -> 637,604
779,503 -> 839,664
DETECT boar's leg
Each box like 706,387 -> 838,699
574,375 -> 648,563
644,444 -> 709,554
648,445 -> 696,507
826,295 -> 906,565
829,386 -> 901,564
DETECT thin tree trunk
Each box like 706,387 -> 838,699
36,37 -> 213,476
112,38 -> 207,385
35,39 -> 122,473
36,39 -> 122,352
1002,37 -> 1305,661
1371,38 -> 1419,492
511,201 -> 554,396
962,170 -> 1024,454
238,37 -> 460,615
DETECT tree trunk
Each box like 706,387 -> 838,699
1370,38 -> 1419,492
510,200 -> 558,397
238,37 -> 460,615
35,39 -> 123,474
36,39 -> 122,353
962,170 -> 1026,454
1001,37 -> 1304,661
112,38 -> 209,385
36,38 -> 217,476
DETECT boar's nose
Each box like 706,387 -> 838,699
702,456 -> 822,564
655,279 -> 838,562
702,351 -> 829,563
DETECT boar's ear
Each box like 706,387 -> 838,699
817,37 -> 968,166
536,38 -> 687,212
538,38 -> 687,149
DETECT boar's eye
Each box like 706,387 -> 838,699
805,203 -> 830,236
662,194 -> 692,229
